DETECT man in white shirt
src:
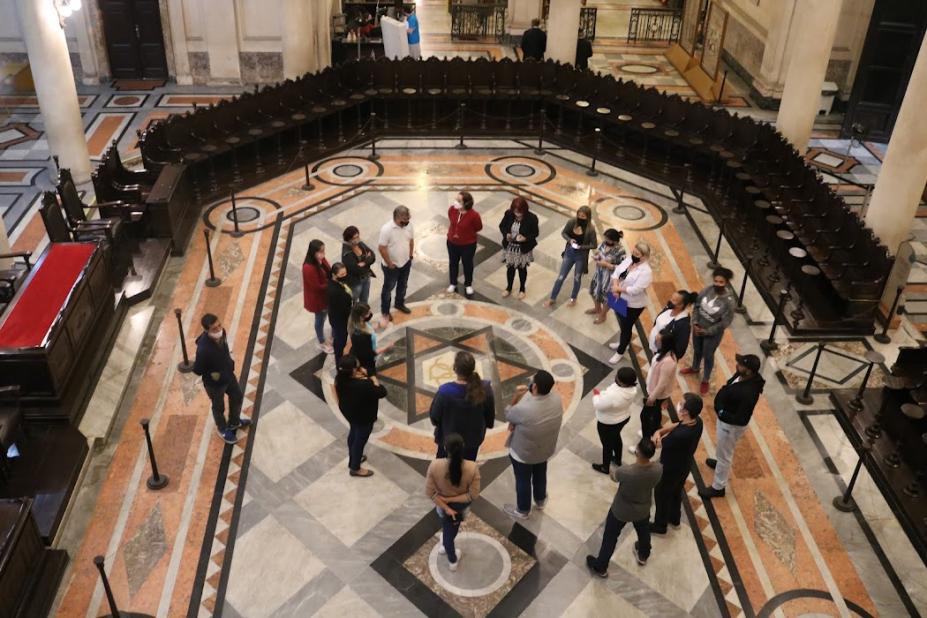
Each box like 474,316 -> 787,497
378,205 -> 414,328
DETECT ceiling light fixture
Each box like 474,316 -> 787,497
53,0 -> 81,26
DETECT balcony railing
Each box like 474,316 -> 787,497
627,7 -> 682,44
451,3 -> 507,42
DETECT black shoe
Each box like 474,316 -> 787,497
648,523 -> 668,535
633,542 -> 647,566
699,486 -> 725,499
706,458 -> 717,469
395,305 -> 412,314
585,555 -> 608,578
591,463 -> 610,474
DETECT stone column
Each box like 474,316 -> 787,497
754,0 -> 798,100
166,0 -> 193,85
282,0 -> 331,78
13,0 -> 92,183
508,0 -> 541,35
203,0 -> 240,81
864,32 -> 927,255
775,0 -> 842,151
546,0 -> 582,65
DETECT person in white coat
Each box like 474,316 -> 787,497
591,367 -> 639,474
608,241 -> 653,364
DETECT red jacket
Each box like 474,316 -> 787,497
302,259 -> 330,312
447,206 -> 483,246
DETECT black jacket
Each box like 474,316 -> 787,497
351,330 -> 376,374
521,27 -> 547,61
575,37 -> 593,70
341,241 -> 376,287
652,307 -> 691,359
327,280 -> 353,326
336,377 -> 387,425
192,331 -> 236,389
499,210 -> 540,253
714,373 -> 765,426
429,382 -> 495,451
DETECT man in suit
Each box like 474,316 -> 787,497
521,18 -> 547,61
575,28 -> 593,70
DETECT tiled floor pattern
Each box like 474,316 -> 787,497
51,144 -> 927,617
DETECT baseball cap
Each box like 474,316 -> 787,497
735,353 -> 761,373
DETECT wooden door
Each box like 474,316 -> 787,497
99,0 -> 169,79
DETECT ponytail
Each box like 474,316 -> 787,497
453,351 -> 485,405
466,372 -> 486,405
445,433 -> 465,486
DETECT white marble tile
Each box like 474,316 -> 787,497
250,400 -> 334,483
226,515 -> 326,618
561,580 -> 648,617
543,449 -> 617,540
312,585 -> 379,617
483,259 -> 560,306
294,458 -> 409,547
274,292 -> 315,350
549,292 -> 620,340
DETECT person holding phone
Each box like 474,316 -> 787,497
446,191 -> 482,299
545,206 -> 597,308
607,241 -> 653,364
425,433 -> 481,571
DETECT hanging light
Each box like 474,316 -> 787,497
54,0 -> 82,23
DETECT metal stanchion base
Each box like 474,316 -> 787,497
832,495 -> 858,513
873,333 -> 891,344
847,398 -> 864,412
455,142 -> 467,150
706,261 -> 721,270
734,305 -> 747,314
301,183 -> 315,191
100,613 -> 156,618
672,205 -> 686,214
230,231 -> 244,239
795,393 -> 814,405
759,340 -> 778,355
147,474 -> 169,490
177,361 -> 194,373
205,277 -> 222,288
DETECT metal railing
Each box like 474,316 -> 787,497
580,8 -> 598,41
451,3 -> 507,42
627,7 -> 682,44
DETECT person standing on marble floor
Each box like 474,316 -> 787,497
349,303 -> 392,376
520,18 -> 546,62
545,206 -> 597,309
650,393 -> 703,534
302,239 -> 333,354
378,206 -> 414,330
608,241 -> 653,364
336,354 -> 387,478
586,228 -> 625,324
327,262 -> 353,363
587,438 -> 662,575
503,370 -> 563,520
499,197 -> 539,299
429,351 -> 495,461
403,6 -> 421,61
591,366 -> 638,474
193,314 -> 252,444
639,334 -> 678,442
426,433 -> 481,571
446,191 -> 482,299
681,267 -> 736,395
649,290 -> 696,359
342,225 -> 376,305
700,354 -> 764,499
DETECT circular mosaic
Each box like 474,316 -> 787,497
596,196 -> 668,232
619,63 -> 660,75
333,164 -> 364,178
320,301 -> 584,460
485,156 -> 556,186
312,156 -> 384,186
505,164 -> 535,178
204,196 -> 281,234
611,204 -> 647,221
428,532 -> 512,598
227,206 -> 260,223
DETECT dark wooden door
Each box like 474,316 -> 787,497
842,0 -> 927,141
99,0 -> 168,79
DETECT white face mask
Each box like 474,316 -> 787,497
208,329 -> 223,341
452,200 -> 462,210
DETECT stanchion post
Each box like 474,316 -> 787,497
795,343 -> 825,405
141,418 -> 169,490
672,187 -> 686,214
707,221 -> 724,269
203,230 -> 221,288
735,260 -> 750,314
586,128 -> 601,177
229,192 -> 243,238
760,288 -> 789,355
873,285 -> 903,344
175,308 -> 193,373
94,555 -> 121,618
849,350 -> 884,411
301,163 -> 314,191
832,438 -> 872,512
534,103 -> 545,155
368,112 -> 380,161
456,102 -> 467,149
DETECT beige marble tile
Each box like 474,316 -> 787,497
313,585 -> 379,618
543,449 -> 618,540
562,580 -> 648,617
250,400 -> 334,483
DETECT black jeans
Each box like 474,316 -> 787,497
510,457 -> 548,514
447,241 -> 477,287
597,419 -> 629,467
652,464 -> 688,531
505,266 -> 527,292
614,306 -> 645,355
331,318 -> 348,363
204,379 -> 243,432
380,261 -> 411,315
640,400 -> 664,439
347,422 -> 373,471
592,510 -> 651,570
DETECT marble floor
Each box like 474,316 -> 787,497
49,141 -> 927,617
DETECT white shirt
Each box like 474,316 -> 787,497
610,257 -> 653,309
591,383 -> 638,425
378,219 -> 414,267
649,308 -> 686,354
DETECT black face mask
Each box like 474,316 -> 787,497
631,255 -> 641,264
714,285 -> 727,295
577,218 -> 589,229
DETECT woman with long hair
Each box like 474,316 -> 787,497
499,197 -> 540,299
607,240 -> 653,364
335,355 -> 387,477
640,333 -> 678,441
545,205 -> 597,308
429,351 -> 495,460
649,290 -> 697,359
342,225 -> 376,304
446,191 -> 483,298
302,239 -> 332,353
349,302 -> 393,376
591,366 -> 639,474
587,228 -> 625,324
425,433 -> 481,571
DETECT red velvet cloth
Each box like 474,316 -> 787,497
0,243 -> 96,348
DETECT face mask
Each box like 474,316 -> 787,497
605,241 -> 615,247
631,255 -> 641,264
208,329 -> 223,341
714,285 -> 726,295
364,313 -> 373,322
350,238 -> 361,246
336,275 -> 346,282
577,218 -> 588,228
452,200 -> 462,210
399,220 -> 410,227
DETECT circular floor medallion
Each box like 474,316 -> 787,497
333,164 -> 364,178
612,204 -> 647,221
505,164 -> 535,178
428,533 -> 512,598
227,206 -> 260,223
619,63 -> 660,75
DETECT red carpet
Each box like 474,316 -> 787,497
0,243 -> 96,349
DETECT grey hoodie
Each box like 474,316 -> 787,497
692,285 -> 735,337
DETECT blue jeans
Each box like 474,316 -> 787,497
347,422 -> 373,471
380,261 -> 411,315
313,310 -> 327,344
351,278 -> 371,305
691,331 -> 723,381
436,502 -> 470,562
510,457 -> 547,514
549,245 -> 586,301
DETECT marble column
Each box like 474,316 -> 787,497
864,31 -> 927,255
754,0 -> 798,100
13,0 -> 92,183
508,0 -> 541,34
166,0 -> 193,85
282,0 -> 331,79
545,0 -> 581,65
203,0 -> 240,81
775,0 -> 842,151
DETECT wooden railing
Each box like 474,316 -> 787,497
450,2 -> 507,42
627,7 -> 682,44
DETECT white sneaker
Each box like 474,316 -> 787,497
504,504 -> 529,520
449,548 -> 462,572
636,429 -> 643,439
608,340 -> 621,350
437,543 -> 446,555
447,285 -> 456,293
320,342 -> 334,354
608,352 -> 622,364
628,445 -> 638,455
465,286 -> 474,296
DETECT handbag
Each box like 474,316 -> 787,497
607,292 -> 628,317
